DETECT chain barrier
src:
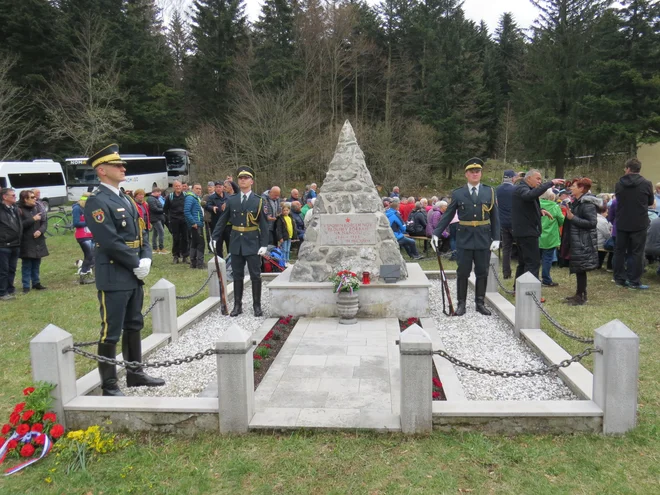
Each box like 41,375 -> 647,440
63,346 -> 220,368
489,263 -> 515,295
142,297 -> 164,317
526,292 -> 595,343
175,272 -> 214,300
434,346 -> 601,378
72,340 -> 99,348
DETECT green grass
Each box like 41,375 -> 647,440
1,237 -> 659,494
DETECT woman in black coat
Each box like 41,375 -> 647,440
562,178 -> 599,305
409,202 -> 428,236
17,190 -> 49,293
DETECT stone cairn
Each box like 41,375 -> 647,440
290,120 -> 408,282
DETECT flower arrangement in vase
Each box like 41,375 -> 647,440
329,269 -> 360,324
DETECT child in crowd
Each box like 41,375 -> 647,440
275,202 -> 297,265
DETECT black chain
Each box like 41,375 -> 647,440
63,346 -> 220,368
489,263 -> 515,295
526,292 -> 595,343
434,346 -> 601,378
175,272 -> 214,300
142,297 -> 164,317
72,340 -> 99,348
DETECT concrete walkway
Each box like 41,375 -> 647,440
249,317 -> 402,430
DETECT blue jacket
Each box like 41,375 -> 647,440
496,181 -> 515,228
184,193 -> 203,227
385,207 -> 406,240
72,203 -> 87,228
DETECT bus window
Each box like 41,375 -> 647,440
164,149 -> 189,176
0,177 -> 6,188
8,172 -> 65,188
127,158 -> 167,175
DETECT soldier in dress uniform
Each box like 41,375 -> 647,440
84,144 -> 165,396
211,165 -> 269,317
431,158 -> 500,316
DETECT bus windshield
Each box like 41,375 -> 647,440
164,149 -> 189,176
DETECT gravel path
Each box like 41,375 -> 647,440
429,279 -> 577,401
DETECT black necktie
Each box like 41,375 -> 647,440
241,194 -> 247,211
471,187 -> 477,203
120,192 -> 132,209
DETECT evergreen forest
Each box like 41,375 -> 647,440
1,0 -> 659,191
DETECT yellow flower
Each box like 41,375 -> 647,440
45,477 -> 52,483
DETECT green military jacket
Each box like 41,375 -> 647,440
211,191 -> 269,256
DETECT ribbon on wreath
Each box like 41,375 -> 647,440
0,431 -> 53,475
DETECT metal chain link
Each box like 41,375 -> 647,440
175,272 -> 214,300
72,340 -> 99,348
489,263 -> 515,295
64,345 -> 220,368
526,292 -> 595,343
434,346 -> 601,378
142,297 -> 164,317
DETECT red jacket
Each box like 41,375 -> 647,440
399,203 -> 415,222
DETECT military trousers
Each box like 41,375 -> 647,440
231,253 -> 262,282
456,248 -> 490,280
98,287 -> 144,344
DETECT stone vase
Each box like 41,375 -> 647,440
337,291 -> 359,325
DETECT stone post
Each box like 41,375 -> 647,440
486,252 -> 499,293
593,319 -> 639,434
208,256 -> 227,299
399,324 -> 433,434
216,323 -> 254,434
514,272 -> 541,337
30,325 -> 77,429
150,278 -> 178,343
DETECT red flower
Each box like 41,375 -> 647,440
16,423 -> 30,436
264,330 -> 274,341
9,412 -> 20,425
253,354 -> 263,360
50,424 -> 64,439
21,410 -> 35,422
19,444 -> 35,457
13,402 -> 26,414
35,434 -> 46,446
23,387 -> 35,396
7,439 -> 18,450
263,343 -> 271,348
432,377 -> 442,388
1,424 -> 10,435
432,391 -> 441,399
31,423 -> 44,433
0,437 -> 5,448
42,412 -> 57,423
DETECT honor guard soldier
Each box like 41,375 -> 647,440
431,158 -> 500,316
84,144 -> 165,396
211,165 -> 269,317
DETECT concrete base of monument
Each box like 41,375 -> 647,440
268,263 -> 431,319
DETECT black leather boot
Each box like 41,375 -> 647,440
475,278 -> 492,316
122,332 -> 165,387
252,279 -> 263,317
97,343 -> 124,396
230,279 -> 243,317
454,278 -> 468,316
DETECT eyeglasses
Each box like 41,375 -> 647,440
28,195 -> 35,199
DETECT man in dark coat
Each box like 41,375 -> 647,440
496,170 -> 516,279
0,188 -> 22,301
163,180 -> 188,264
613,158 -> 654,289
205,181 -> 227,231
511,170 -> 565,285
211,166 -> 269,317
84,144 -> 164,396
431,158 -> 500,316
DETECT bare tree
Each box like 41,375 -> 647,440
41,15 -> 131,155
185,121 -> 232,183
0,54 -> 37,160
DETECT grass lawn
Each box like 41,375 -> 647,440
1,236 -> 659,494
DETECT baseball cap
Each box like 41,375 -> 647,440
503,170 -> 515,178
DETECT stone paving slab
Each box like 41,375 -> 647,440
250,317 -> 402,431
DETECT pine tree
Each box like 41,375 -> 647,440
167,9 -> 191,90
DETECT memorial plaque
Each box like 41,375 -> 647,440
319,214 -> 378,245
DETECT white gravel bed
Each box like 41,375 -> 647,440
122,286 -> 271,398
429,279 -> 577,401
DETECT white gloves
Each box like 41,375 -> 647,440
258,247 -> 268,256
209,239 -> 217,253
430,235 -> 439,251
133,258 -> 152,280
490,241 -> 500,251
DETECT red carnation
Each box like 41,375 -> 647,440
432,391 -> 441,399
9,412 -> 20,425
19,444 -> 35,457
16,423 -> 30,436
0,437 -> 5,448
35,434 -> 46,446
31,423 -> 44,433
7,439 -> 18,450
13,402 -> 26,413
42,412 -> 57,423
50,424 -> 64,439
263,343 -> 271,348
1,424 -> 10,435
21,410 -> 35,422
23,387 -> 35,396
432,377 -> 442,388
253,354 -> 263,360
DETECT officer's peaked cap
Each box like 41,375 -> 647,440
237,165 -> 255,179
464,157 -> 484,171
87,144 -> 126,168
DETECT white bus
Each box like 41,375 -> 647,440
65,155 -> 169,201
164,148 -> 190,185
0,160 -> 68,209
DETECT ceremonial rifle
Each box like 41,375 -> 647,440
436,248 -> 455,316
205,221 -> 228,315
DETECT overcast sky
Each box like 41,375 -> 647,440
160,0 -> 539,33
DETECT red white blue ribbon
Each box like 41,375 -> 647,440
0,431 -> 53,475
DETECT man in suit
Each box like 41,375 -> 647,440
84,144 -> 165,396
211,166 -> 269,317
431,158 -> 500,316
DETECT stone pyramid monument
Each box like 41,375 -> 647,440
290,120 -> 408,282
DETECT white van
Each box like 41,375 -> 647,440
0,160 -> 68,210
